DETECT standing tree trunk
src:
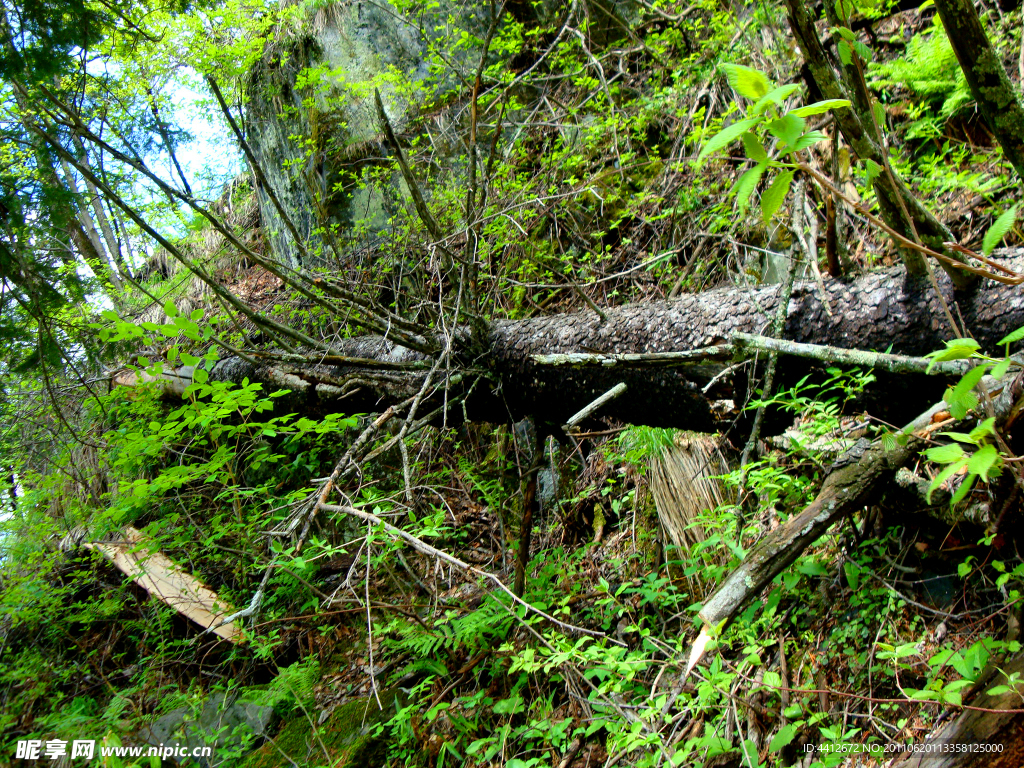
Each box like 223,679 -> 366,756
785,0 -> 974,287
932,0 -> 1024,184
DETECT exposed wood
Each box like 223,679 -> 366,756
900,650 -> 1024,767
565,382 -> 628,427
84,527 -> 244,644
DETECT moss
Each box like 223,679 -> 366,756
240,691 -> 397,768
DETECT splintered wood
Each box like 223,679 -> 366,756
84,527 -> 243,643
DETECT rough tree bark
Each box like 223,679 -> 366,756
119,253 -> 1024,430
932,0 -> 1024,184
785,0 -> 973,287
900,649 -> 1024,767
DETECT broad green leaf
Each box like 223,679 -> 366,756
926,460 -> 963,502
946,364 -> 988,418
863,158 -> 883,186
945,387 -> 978,420
991,357 -> 1012,380
926,338 -> 981,371
790,130 -> 829,153
895,643 -> 920,658
838,40 -> 853,65
769,724 -> 797,753
844,561 -> 860,590
767,113 -> 806,149
180,353 -> 199,366
790,99 -> 852,117
999,325 -> 1024,345
101,309 -> 120,322
983,203 -> 1019,256
698,117 -> 763,163
190,308 -> 205,322
753,83 -> 800,114
761,170 -> 794,224
872,100 -> 885,127
951,472 -> 976,504
721,63 -> 772,100
968,417 -> 997,443
967,444 -> 1001,479
163,300 -> 178,318
741,132 -> 768,162
734,161 -> 767,214
797,558 -> 828,576
925,443 -> 966,464
193,368 -> 210,384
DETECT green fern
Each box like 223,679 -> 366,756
870,19 -> 972,127
249,658 -> 320,712
384,596 -> 514,664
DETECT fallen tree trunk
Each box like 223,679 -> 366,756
116,253 -> 1024,428
899,650 -> 1024,767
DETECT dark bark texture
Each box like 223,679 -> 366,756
188,254 -> 1024,429
901,650 -> 1024,767
932,0 -> 1024,183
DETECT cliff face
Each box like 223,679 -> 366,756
242,1 -> 638,270
244,1 -> 494,268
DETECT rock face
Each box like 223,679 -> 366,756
242,0 -> 642,269
244,1 -> 494,268
138,691 -> 276,767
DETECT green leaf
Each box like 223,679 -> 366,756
944,387 -> 978,420
838,40 -> 853,66
190,308 -> 204,322
872,100 -> 885,127
769,724 -> 797,753
797,558 -> 828,576
783,703 -> 804,719
863,158 -> 883,186
734,162 -> 767,214
983,203 -> 1019,256
753,83 -> 800,114
163,300 -> 178,318
999,326 -> 1024,346
761,170 -> 794,224
767,113 -> 806,149
721,63 -> 772,100
789,130 -> 829,153
790,99 -> 851,117
193,368 -> 210,384
925,443 -> 966,464
926,461 -> 962,503
991,357 -> 1012,380
968,417 -> 997,443
698,117 -> 763,163
844,562 -> 860,591
926,338 -> 981,371
946,364 -> 988,418
101,309 -> 120,322
951,472 -> 976,504
741,132 -> 768,163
